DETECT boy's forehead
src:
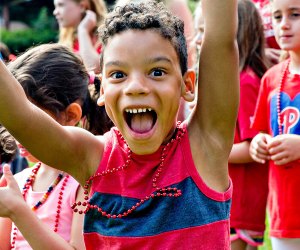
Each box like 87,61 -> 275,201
102,29 -> 178,64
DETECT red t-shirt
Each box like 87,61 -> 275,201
73,39 -> 102,54
252,61 -> 300,238
229,68 -> 269,232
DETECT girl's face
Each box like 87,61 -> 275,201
193,3 -> 204,49
18,142 -> 38,163
53,0 -> 84,28
272,0 -> 300,53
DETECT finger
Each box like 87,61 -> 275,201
268,139 -> 281,149
2,164 -> 18,190
249,148 -> 268,163
270,151 -> 288,162
268,144 -> 283,155
273,157 -> 290,166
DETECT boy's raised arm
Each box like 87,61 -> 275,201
188,0 -> 239,191
0,61 -> 101,184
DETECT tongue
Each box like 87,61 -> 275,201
130,113 -> 154,133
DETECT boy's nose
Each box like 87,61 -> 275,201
124,75 -> 150,96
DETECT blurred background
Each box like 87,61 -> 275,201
0,0 -> 198,56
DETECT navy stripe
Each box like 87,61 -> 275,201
84,177 -> 231,237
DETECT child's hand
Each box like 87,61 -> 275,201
78,10 -> 97,34
249,133 -> 272,164
0,165 -> 23,218
268,134 -> 300,165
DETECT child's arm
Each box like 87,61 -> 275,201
0,61 -> 103,185
0,165 -> 85,250
0,217 -> 12,250
188,0 -> 239,192
78,10 -> 101,73
268,134 -> 300,165
228,141 -> 254,164
249,132 -> 272,164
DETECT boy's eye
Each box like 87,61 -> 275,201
150,69 -> 165,77
111,71 -> 125,79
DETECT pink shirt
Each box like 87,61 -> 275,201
12,167 -> 79,249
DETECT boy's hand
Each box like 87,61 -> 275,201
249,133 -> 272,164
0,165 -> 23,218
268,134 -> 300,165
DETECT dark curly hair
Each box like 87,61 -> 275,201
98,0 -> 188,74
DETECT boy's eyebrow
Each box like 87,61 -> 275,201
146,57 -> 172,64
105,60 -> 127,68
104,57 -> 172,68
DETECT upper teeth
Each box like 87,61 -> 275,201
125,108 -> 152,114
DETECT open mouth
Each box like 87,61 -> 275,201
124,108 -> 157,134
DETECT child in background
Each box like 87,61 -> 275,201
228,0 -> 269,249
53,0 -> 107,73
252,0 -> 282,65
250,0 -> 300,249
0,124 -> 18,174
0,42 -> 16,63
0,43 -> 110,249
0,0 -> 239,249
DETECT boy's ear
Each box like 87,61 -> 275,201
97,85 -> 105,106
64,103 -> 82,126
181,69 -> 196,102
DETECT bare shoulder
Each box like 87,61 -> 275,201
61,126 -> 106,185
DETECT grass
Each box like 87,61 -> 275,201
258,215 -> 272,250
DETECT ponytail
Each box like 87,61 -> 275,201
82,74 -> 113,135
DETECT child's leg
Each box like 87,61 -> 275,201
271,237 -> 300,250
231,238 -> 247,250
246,245 -> 257,250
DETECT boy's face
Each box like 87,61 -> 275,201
100,29 -> 194,155
272,0 -> 300,52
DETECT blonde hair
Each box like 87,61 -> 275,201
59,0 -> 107,48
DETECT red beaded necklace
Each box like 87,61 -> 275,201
11,162 -> 69,249
277,59 -> 290,135
72,122 -> 185,219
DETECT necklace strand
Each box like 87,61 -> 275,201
277,59 -> 290,135
72,122 -> 185,219
11,163 -> 69,248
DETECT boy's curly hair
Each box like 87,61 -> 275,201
98,0 -> 188,74
0,124 -> 17,163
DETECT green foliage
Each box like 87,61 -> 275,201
33,7 -> 57,31
188,0 -> 198,13
1,28 -> 58,55
1,7 -> 58,55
